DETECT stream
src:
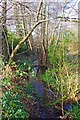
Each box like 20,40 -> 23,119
33,67 -> 44,97
30,65 -> 61,119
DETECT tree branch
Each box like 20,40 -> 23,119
8,19 -> 51,64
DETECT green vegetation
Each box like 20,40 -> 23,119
2,90 -> 29,119
65,102 -> 80,120
43,31 -> 79,118
1,31 -> 79,119
1,0 -> 79,119
7,31 -> 27,53
2,61 -> 41,119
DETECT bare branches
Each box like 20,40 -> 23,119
9,19 -> 51,64
0,0 -> 79,64
6,3 -> 14,12
36,0 -> 43,22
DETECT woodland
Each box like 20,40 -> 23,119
0,0 -> 80,119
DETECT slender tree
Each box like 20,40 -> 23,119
2,0 -> 10,61
14,2 -> 22,37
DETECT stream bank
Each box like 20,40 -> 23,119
29,65 -> 62,119
13,54 -> 79,120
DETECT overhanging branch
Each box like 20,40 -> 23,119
8,19 -> 51,64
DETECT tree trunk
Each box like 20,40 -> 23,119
42,0 -> 46,65
14,2 -> 22,37
2,0 -> 9,61
45,0 -> 50,65
28,11 -> 33,50
9,19 -> 50,64
0,19 -> 2,118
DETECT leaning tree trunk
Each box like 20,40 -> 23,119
9,19 -> 50,64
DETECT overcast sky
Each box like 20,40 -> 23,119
0,0 -> 79,33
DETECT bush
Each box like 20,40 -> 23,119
43,31 -> 79,105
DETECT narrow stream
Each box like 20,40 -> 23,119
33,67 -> 44,97
32,65 -> 61,119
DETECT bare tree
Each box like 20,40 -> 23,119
9,19 -> 50,64
5,0 -> 78,65
14,2 -> 22,37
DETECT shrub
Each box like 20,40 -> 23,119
43,31 -> 78,105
